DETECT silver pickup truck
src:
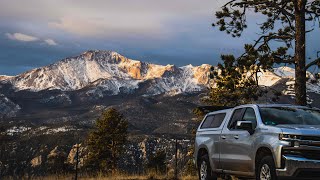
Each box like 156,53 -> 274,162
194,104 -> 320,180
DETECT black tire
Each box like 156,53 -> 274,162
256,155 -> 278,180
198,154 -> 217,180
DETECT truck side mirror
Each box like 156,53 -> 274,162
237,121 -> 254,135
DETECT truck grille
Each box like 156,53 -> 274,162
293,135 -> 320,147
300,150 -> 320,160
301,136 -> 320,142
282,148 -> 320,160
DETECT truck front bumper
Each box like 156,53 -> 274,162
276,155 -> 320,178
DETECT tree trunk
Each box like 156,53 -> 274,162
294,0 -> 307,105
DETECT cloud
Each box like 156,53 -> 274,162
44,39 -> 58,46
48,15 -> 168,38
0,0 -> 225,38
48,16 -> 106,37
5,32 -> 59,46
0,0 -> 222,21
5,33 -> 39,42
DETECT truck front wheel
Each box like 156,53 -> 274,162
198,154 -> 217,180
256,156 -> 277,180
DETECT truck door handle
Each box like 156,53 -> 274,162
221,136 -> 226,140
234,135 -> 239,139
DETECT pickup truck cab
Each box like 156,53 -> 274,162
194,104 -> 320,180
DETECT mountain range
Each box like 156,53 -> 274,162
1,50 -> 320,134
0,50 -> 211,94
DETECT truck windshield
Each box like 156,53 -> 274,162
259,107 -> 320,126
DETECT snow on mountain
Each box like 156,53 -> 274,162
1,50 -> 211,95
0,94 -> 21,118
144,64 -> 211,95
257,70 -> 282,87
274,66 -> 315,79
1,50 -> 319,97
307,81 -> 320,94
274,67 -> 296,78
250,67 -> 320,100
270,66 -> 320,98
0,75 -> 14,81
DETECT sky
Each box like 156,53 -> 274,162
0,0 -> 319,75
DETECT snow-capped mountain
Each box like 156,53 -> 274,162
1,51 -> 319,98
270,67 -> 320,102
1,50 -> 211,95
264,66 -> 320,93
1,50 -> 320,135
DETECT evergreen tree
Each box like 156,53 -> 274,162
86,108 -> 128,174
212,0 -> 320,105
206,59 -> 265,106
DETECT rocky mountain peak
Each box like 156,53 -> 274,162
4,51 -> 313,97
0,50 -> 213,95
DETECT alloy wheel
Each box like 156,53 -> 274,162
260,164 -> 271,180
200,161 -> 208,180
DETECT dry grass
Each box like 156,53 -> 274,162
4,175 -> 243,180
81,174 -> 198,180
5,174 -> 198,180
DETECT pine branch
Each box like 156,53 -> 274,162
305,57 -> 320,71
273,56 -> 295,64
237,33 -> 293,60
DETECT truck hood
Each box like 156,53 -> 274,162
277,124 -> 320,136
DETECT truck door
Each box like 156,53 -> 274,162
220,107 -> 257,174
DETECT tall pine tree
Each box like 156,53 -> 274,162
86,108 -> 128,174
212,0 -> 320,105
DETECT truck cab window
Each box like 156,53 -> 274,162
201,115 -> 214,129
210,113 -> 226,128
201,113 -> 226,129
242,108 -> 257,128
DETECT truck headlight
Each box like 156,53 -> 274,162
279,133 -> 302,141
279,133 -> 301,147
